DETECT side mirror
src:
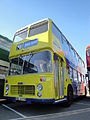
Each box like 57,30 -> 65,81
54,53 -> 58,61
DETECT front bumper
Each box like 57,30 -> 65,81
4,96 -> 67,104
4,96 -> 55,104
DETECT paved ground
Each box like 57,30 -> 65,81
0,97 -> 90,120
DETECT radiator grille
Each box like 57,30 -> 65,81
11,85 -> 35,95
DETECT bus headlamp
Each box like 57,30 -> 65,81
5,91 -> 8,95
6,84 -> 9,90
37,84 -> 43,91
37,91 -> 42,97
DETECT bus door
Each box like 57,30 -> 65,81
59,59 -> 64,98
54,54 -> 64,100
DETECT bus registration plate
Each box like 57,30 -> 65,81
16,98 -> 26,101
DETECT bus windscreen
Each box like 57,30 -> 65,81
9,51 -> 52,75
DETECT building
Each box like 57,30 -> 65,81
0,34 -> 12,79
0,34 -> 12,98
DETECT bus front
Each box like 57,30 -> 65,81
4,19 -> 55,103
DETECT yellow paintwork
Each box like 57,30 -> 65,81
4,19 -> 71,101
9,32 -> 50,59
4,73 -> 55,99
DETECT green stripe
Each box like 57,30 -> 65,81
0,48 -> 9,62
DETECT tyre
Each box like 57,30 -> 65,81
65,85 -> 73,107
84,87 -> 87,97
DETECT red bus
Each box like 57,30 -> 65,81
86,45 -> 90,92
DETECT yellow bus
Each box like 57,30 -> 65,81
4,18 -> 86,105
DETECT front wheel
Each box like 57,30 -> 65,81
65,86 -> 73,107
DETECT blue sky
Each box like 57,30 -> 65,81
0,0 -> 90,66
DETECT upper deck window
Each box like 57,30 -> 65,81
29,21 -> 48,37
87,48 -> 90,56
14,27 -> 28,43
51,22 -> 61,40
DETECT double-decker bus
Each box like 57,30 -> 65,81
0,34 -> 12,98
4,18 -> 86,105
86,45 -> 90,93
